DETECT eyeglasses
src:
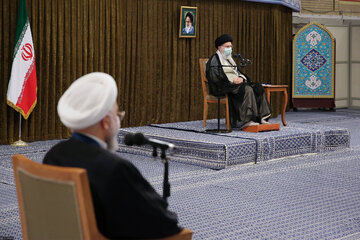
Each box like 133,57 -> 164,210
117,111 -> 125,121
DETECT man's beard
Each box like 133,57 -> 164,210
107,131 -> 119,152
107,118 -> 120,152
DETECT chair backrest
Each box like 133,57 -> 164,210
199,58 -> 209,99
12,154 -> 107,240
13,154 -> 193,240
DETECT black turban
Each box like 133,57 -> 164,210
215,34 -> 233,48
185,12 -> 193,23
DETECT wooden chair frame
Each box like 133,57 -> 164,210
199,58 -> 231,131
12,154 -> 192,240
12,154 -> 107,240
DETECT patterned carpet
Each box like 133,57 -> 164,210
1,109 -> 360,240
161,147 -> 360,239
118,119 -> 349,169
283,109 -> 360,148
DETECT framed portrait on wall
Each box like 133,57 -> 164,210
179,6 -> 197,38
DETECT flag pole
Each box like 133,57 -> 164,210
7,0 -> 37,147
11,113 -> 28,147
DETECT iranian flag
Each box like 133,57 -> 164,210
7,0 -> 37,120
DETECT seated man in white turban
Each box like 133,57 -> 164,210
206,34 -> 271,128
43,72 -> 182,239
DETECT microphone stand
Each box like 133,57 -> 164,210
125,133 -> 172,202
160,148 -> 170,202
235,57 -> 252,67
152,146 -> 157,159
152,146 -> 170,202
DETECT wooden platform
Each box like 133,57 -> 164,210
242,123 -> 280,133
117,119 -> 350,169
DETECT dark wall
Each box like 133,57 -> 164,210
0,0 -> 292,144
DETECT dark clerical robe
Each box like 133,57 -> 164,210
43,134 -> 181,239
206,53 -> 271,126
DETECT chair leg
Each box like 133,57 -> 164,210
203,102 -> 208,127
225,99 -> 231,131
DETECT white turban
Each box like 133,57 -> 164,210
58,72 -> 118,130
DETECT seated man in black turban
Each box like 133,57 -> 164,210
206,34 -> 271,127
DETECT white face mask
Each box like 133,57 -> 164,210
223,47 -> 232,57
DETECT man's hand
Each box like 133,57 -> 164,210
233,77 -> 244,85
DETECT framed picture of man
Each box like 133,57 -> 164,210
179,6 -> 197,38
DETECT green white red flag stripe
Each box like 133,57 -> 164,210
7,0 -> 37,120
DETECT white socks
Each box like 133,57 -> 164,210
244,121 -> 259,127
261,114 -> 271,124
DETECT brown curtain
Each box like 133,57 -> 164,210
0,0 -> 292,145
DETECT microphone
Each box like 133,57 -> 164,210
233,53 -> 252,63
124,132 -> 175,150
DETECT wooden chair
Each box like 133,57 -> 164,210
199,58 -> 231,131
12,154 -> 192,240
13,154 -> 108,240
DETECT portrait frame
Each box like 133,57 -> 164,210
179,6 -> 197,38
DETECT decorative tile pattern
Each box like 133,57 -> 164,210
293,22 -> 335,98
300,49 -> 327,72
